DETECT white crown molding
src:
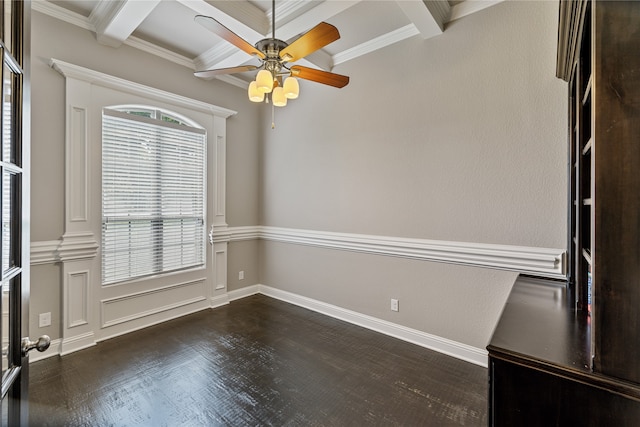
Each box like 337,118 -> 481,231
427,0 -> 452,26
271,0 -> 310,25
215,74 -> 251,89
33,0 -> 93,31
332,24 -> 419,67
194,42 -> 239,72
125,36 -> 195,70
50,59 -> 237,118
449,0 -> 505,23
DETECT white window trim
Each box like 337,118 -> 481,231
50,58 -> 236,355
101,106 -> 208,285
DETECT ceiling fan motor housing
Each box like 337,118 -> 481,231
256,39 -> 288,60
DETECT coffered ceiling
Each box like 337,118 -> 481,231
36,0 -> 504,87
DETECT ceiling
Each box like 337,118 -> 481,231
36,0 -> 504,88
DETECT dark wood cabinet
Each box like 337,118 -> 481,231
559,0 -> 640,388
488,276 -> 640,426
488,0 -> 640,424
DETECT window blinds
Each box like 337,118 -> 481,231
102,108 -> 206,285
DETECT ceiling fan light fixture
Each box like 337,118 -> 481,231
272,87 -> 287,107
256,69 -> 274,93
283,77 -> 299,99
248,81 -> 264,102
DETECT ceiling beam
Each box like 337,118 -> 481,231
178,0 -> 265,46
274,0 -> 362,42
395,0 -> 450,39
90,0 -> 161,48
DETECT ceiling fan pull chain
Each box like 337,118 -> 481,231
272,103 -> 276,129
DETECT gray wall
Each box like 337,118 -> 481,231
259,1 -> 566,349
29,10 -> 261,339
29,1 -> 567,353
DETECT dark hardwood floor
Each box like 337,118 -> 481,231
29,295 -> 487,426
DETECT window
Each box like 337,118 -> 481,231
101,107 -> 206,285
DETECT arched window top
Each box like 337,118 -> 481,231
107,104 -> 203,129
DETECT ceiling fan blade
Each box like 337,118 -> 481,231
290,66 -> 349,88
195,15 -> 265,59
279,22 -> 340,62
194,65 -> 258,80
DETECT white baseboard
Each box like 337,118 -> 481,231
228,285 -> 260,301
255,284 -> 488,368
210,293 -> 230,308
29,338 -> 62,363
60,331 -> 96,356
35,284 -> 488,368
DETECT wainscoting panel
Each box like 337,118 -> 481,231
214,248 -> 227,291
67,270 -> 89,328
69,106 -> 88,222
100,279 -> 207,329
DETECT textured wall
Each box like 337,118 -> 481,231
259,1 -> 567,349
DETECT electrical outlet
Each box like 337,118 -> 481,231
239,270 -> 244,280
39,312 -> 51,328
390,299 -> 399,312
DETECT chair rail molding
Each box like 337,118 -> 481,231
208,225 -> 566,279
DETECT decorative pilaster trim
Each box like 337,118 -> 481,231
31,235 -> 98,265
257,284 -> 488,367
210,225 -> 261,244
58,232 -> 99,262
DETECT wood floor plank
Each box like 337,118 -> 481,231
29,295 -> 487,426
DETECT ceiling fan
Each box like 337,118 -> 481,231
193,0 -> 349,107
